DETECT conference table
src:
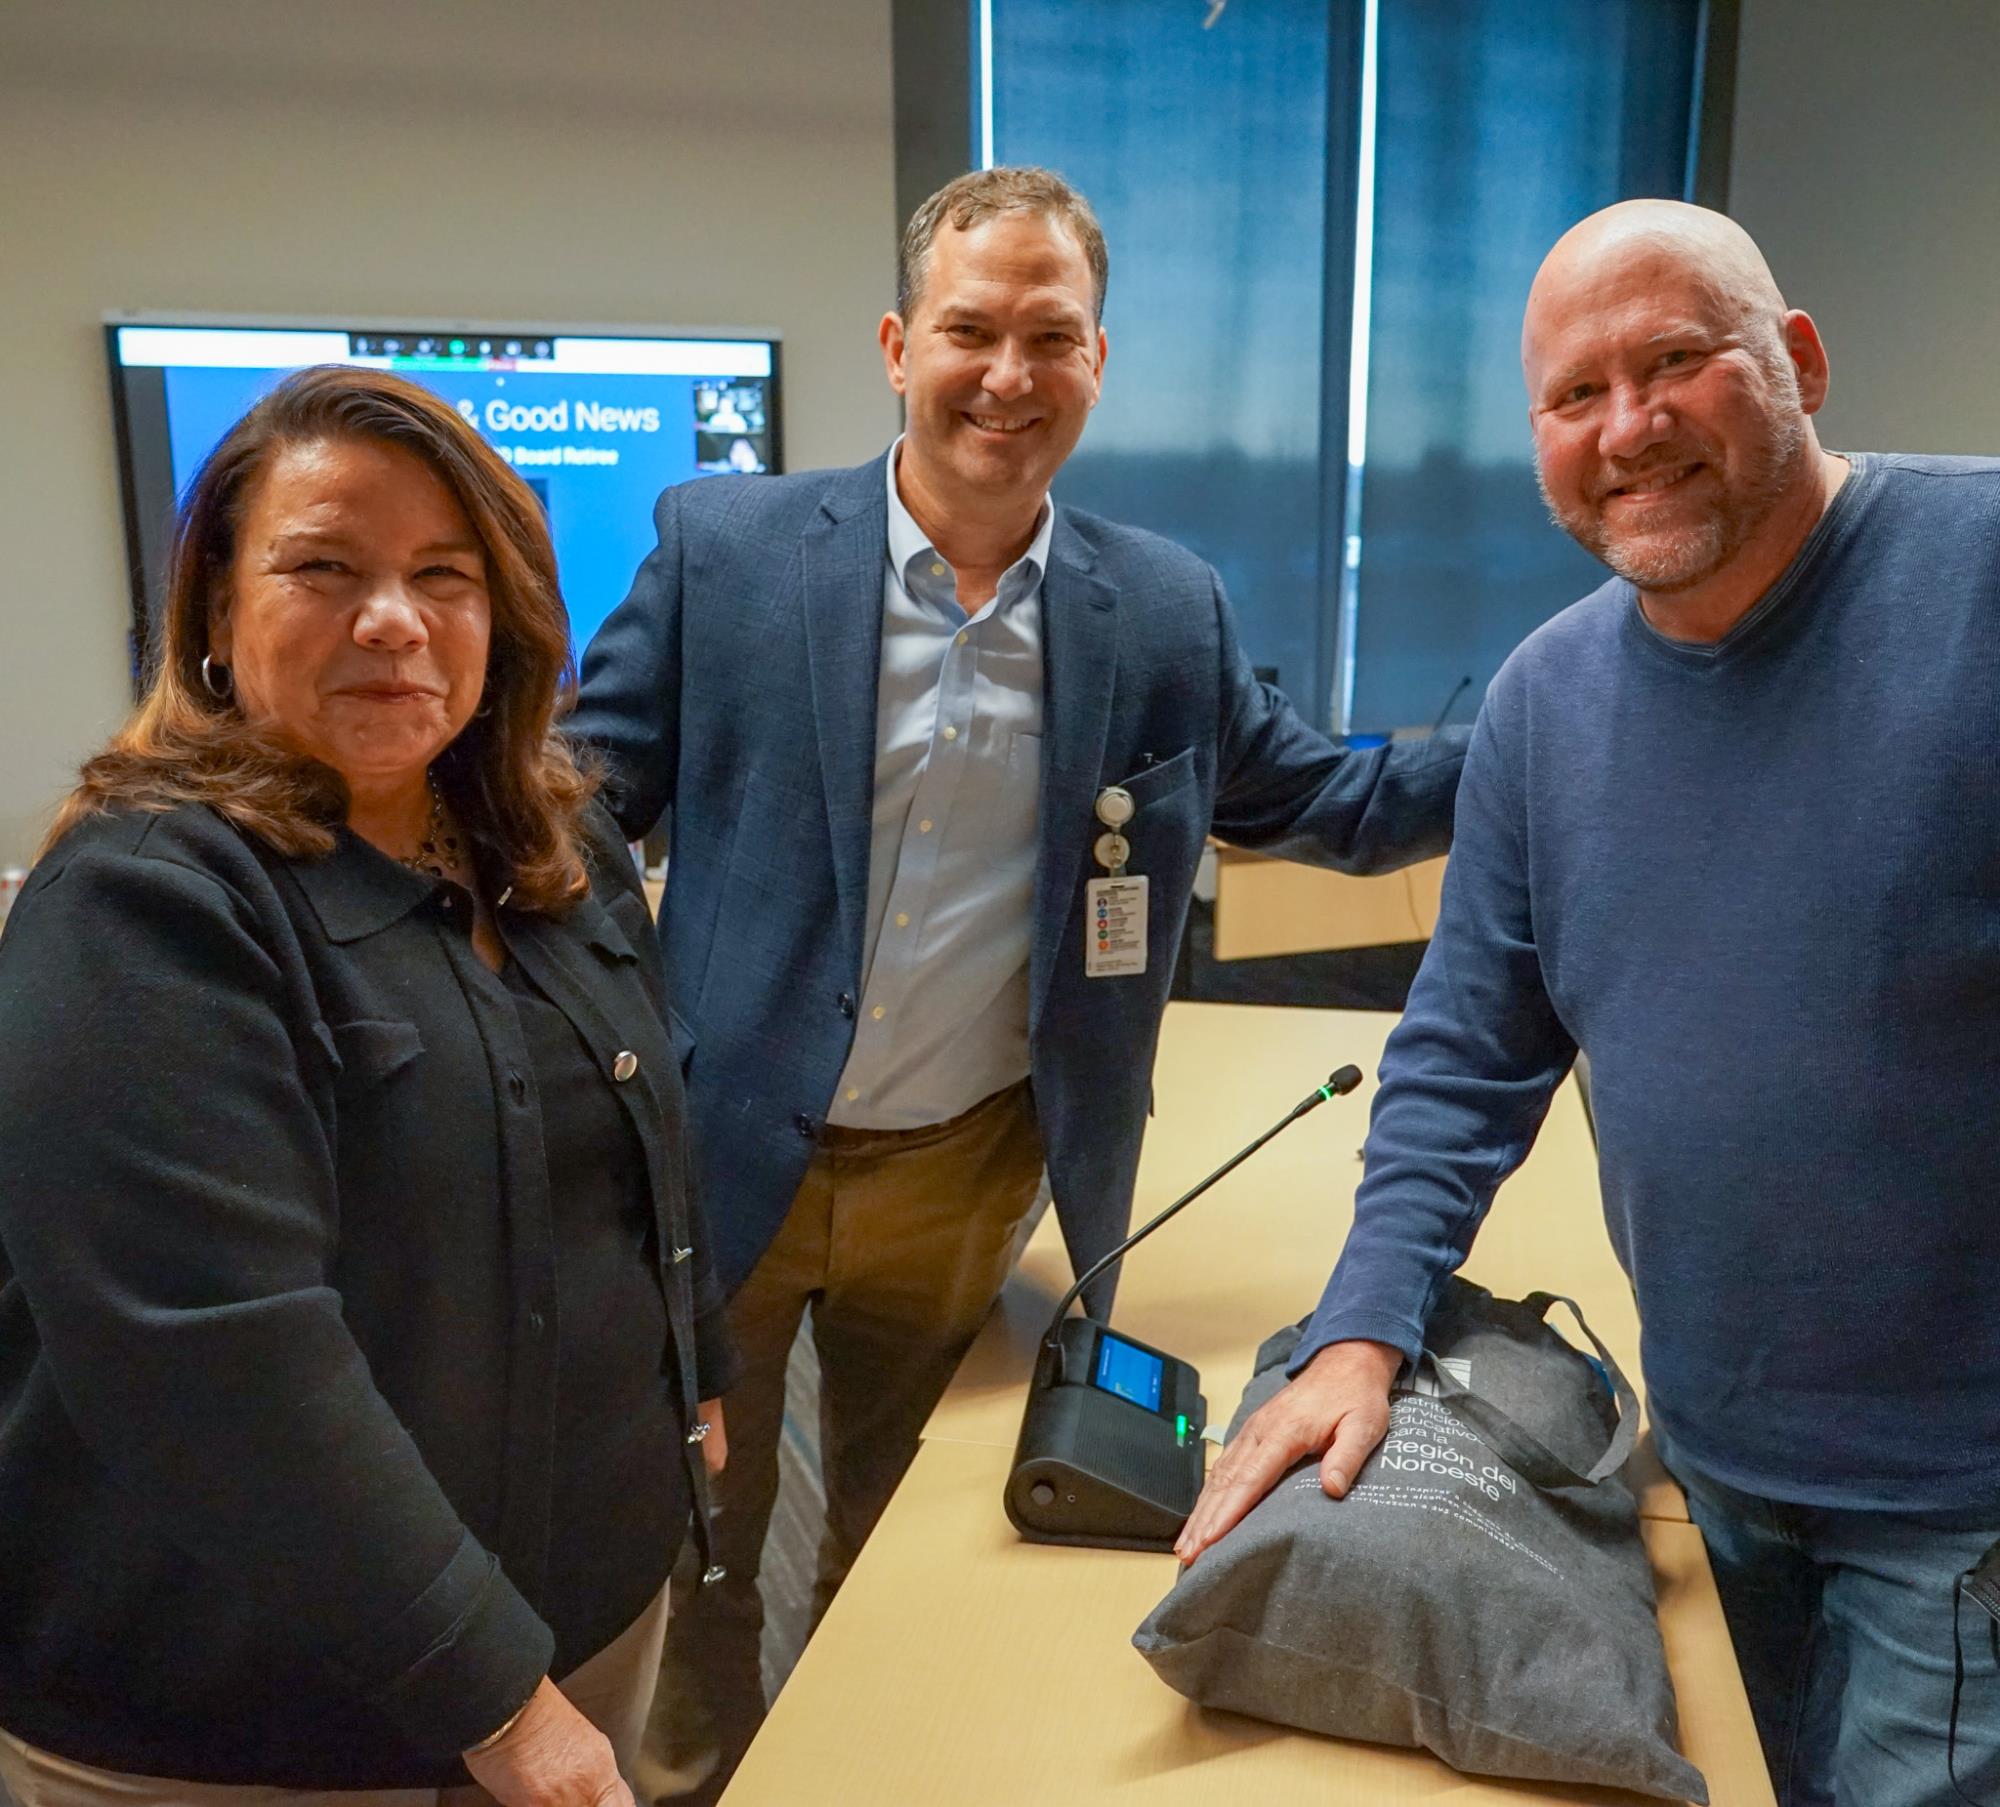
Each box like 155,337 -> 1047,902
719,1001 -> 1773,1806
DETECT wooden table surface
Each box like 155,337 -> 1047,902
721,1002 -> 1769,1805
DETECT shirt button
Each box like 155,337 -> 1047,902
956,631 -> 968,645
613,1050 -> 639,1082
838,992 -> 855,1018
507,1070 -> 527,1104
871,1005 -> 886,1021
918,819 -> 933,834
895,912 -> 909,928
845,1086 -> 860,1101
795,1112 -> 817,1139
930,561 -> 946,577
942,726 -> 958,742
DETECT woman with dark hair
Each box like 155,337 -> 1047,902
0,366 -> 733,1805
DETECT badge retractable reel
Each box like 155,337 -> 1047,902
1085,784 -> 1146,979
1095,781 -> 1134,875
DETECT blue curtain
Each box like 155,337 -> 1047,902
988,0 -> 1702,735
1349,0 -> 1700,731
990,0 -> 1340,722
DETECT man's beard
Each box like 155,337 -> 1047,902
1540,410 -> 1809,593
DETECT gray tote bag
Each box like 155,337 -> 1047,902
1133,1278 -> 1709,1803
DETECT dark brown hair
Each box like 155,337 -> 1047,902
897,165 -> 1109,324
45,364 -> 598,911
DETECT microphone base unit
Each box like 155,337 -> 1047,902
1005,1318 -> 1207,1552
1002,1065 -> 1362,1553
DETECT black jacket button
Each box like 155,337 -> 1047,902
838,993 -> 855,1018
795,1112 -> 817,1139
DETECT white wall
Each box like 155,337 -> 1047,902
1730,0 -> 2000,456
0,0 -> 899,866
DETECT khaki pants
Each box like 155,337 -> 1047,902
641,1080 -> 1044,1806
0,1583 -> 670,1807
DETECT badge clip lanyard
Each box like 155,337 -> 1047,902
1094,785 -> 1135,876
1087,786 -> 1148,978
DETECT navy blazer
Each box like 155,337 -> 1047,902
571,454 -> 1467,1310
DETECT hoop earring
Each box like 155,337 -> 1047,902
200,655 -> 233,700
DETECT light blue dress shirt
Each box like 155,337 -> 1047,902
827,443 -> 1051,1130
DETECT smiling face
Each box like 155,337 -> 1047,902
1525,236 -> 1823,594
880,209 -> 1107,524
210,436 -> 492,799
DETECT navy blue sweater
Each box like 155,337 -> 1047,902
1298,453 -> 2000,1511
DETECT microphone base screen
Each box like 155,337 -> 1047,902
1005,1319 -> 1207,1552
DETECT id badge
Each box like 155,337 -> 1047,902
1085,876 -> 1148,978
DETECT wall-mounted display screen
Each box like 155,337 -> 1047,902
106,320 -> 783,685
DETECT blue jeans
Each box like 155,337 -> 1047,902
1665,1450 -> 2000,1807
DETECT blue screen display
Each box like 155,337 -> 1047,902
1091,1333 -> 1164,1412
112,326 -> 778,660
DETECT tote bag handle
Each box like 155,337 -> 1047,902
1414,1292 -> 1640,1491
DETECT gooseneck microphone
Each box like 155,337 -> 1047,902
1039,1065 -> 1365,1379
1006,1065 -> 1366,1551
1430,674 -> 1474,736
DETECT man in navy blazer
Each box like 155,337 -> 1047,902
571,166 -> 1466,1801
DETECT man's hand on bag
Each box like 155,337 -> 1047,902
461,1676 -> 634,1807
1173,1338 -> 1402,1566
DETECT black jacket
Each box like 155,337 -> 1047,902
0,801 -> 734,1787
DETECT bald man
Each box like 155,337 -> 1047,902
1178,202 -> 1999,1806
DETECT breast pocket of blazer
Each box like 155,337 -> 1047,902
1115,746 -> 1197,813
1111,748 -> 1203,905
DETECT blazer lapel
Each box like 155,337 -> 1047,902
1030,512 -> 1119,1037
799,458 -> 890,979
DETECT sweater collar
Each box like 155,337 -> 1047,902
1622,452 -> 1876,668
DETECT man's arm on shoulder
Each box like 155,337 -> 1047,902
1206,570 -> 1468,874
569,483 -> 692,841
1179,699 -> 1576,1557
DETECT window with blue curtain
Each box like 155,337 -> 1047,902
987,0 -> 1339,723
985,0 -> 1703,735
1349,0 -> 1701,732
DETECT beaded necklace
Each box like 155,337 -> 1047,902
398,771 -> 466,884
